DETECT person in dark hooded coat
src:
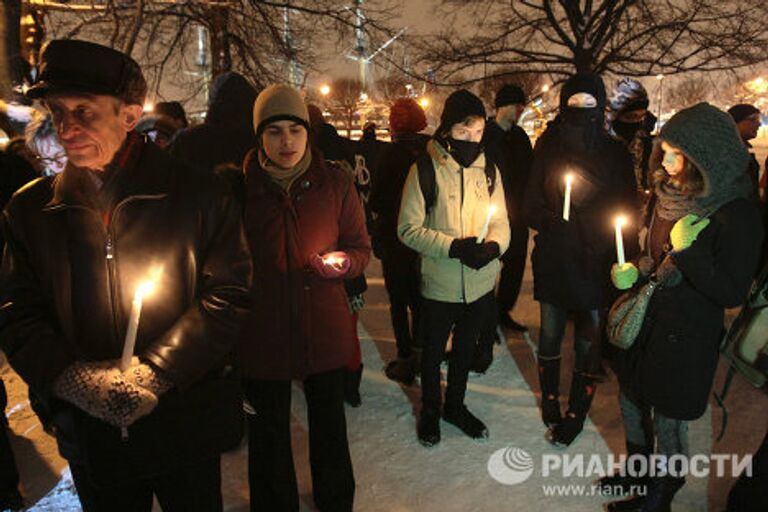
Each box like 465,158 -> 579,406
524,73 -> 638,447
170,72 -> 258,173
604,103 -> 763,512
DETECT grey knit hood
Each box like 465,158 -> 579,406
658,102 -> 752,214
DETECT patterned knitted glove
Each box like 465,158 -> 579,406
124,359 -> 174,397
53,361 -> 158,427
670,214 -> 710,251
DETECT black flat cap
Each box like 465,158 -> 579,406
26,39 -> 147,105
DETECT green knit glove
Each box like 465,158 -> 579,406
611,263 -> 639,290
670,214 -> 710,251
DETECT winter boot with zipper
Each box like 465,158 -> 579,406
343,364 -> 363,407
606,476 -> 685,512
547,371 -> 596,447
538,356 -> 562,427
599,442 -> 652,500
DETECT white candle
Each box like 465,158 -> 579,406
615,216 -> 627,266
120,280 -> 155,372
477,205 -> 497,243
563,174 -> 573,221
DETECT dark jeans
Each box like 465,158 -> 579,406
70,457 -> 222,512
381,250 -> 422,359
618,391 -> 688,458
538,303 -> 601,373
0,380 -> 20,497
497,224 -> 529,313
421,292 -> 495,410
244,369 -> 354,512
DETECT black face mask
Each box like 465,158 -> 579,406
445,137 -> 482,167
613,120 -> 642,142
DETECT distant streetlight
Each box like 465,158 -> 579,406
143,102 -> 154,113
360,92 -> 369,102
320,84 -> 331,96
419,97 -> 429,109
542,84 -> 550,93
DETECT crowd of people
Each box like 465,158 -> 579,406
0,38 -> 766,512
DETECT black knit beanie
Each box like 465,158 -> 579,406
559,73 -> 606,110
437,89 -> 486,135
495,84 -> 526,108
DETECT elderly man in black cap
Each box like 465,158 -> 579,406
474,85 -> 535,370
0,40 -> 252,511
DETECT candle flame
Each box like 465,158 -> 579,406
135,267 -> 162,301
565,174 -> 573,185
323,255 -> 339,266
615,215 -> 627,228
488,205 -> 497,216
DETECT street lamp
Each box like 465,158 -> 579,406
542,84 -> 550,93
360,92 -> 369,102
419,97 -> 429,109
320,84 -> 331,97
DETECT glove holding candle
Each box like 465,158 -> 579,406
611,262 -> 639,290
310,251 -> 351,279
53,360 -> 158,427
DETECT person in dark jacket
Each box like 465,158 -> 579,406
170,72 -> 258,173
606,103 -> 764,512
728,103 -> 761,194
0,147 -> 36,511
483,84 -> 534,336
0,40 -> 252,511
369,98 -> 430,385
606,78 -> 655,197
524,73 -> 638,447
239,84 -> 370,512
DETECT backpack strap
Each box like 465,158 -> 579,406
713,364 -> 736,442
416,154 -> 437,213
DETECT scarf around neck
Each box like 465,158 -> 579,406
258,146 -> 312,192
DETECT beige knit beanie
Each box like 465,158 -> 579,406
252,84 -> 310,138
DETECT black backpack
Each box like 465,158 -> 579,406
415,153 -> 496,213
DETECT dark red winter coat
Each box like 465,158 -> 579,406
238,148 -> 371,380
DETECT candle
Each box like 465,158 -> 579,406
120,279 -> 156,372
322,254 -> 344,270
615,216 -> 627,266
477,205 -> 497,243
563,174 -> 573,221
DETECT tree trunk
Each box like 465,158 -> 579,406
573,47 -> 595,75
208,7 -> 231,79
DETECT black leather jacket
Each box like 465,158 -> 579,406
0,140 -> 252,478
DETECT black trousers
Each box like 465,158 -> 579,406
538,302 -> 601,374
381,249 -> 422,359
496,224 -> 529,314
0,380 -> 20,497
244,368 -> 354,512
420,293 -> 495,410
726,429 -> 768,512
69,456 -> 222,512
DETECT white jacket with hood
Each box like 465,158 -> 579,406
398,139 -> 510,303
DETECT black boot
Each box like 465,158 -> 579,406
385,353 -> 418,386
343,365 -> 363,407
606,476 -> 684,512
417,407 -> 441,447
0,488 -> 23,512
599,442 -> 652,499
443,403 -> 489,440
547,371 -> 596,447
538,357 -> 562,427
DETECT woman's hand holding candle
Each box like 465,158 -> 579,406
311,251 -> 351,279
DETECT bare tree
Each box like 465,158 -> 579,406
328,77 -> 364,137
665,76 -> 712,111
11,0 -> 398,106
416,0 -> 768,86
